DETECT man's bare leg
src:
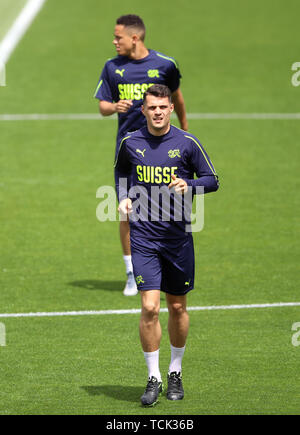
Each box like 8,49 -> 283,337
120,219 -> 131,256
140,290 -> 161,353
165,293 -> 189,400
120,219 -> 137,296
140,290 -> 163,406
140,290 -> 162,379
166,293 -> 189,349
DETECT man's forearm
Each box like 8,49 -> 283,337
114,169 -> 130,202
99,99 -> 133,116
99,100 -> 117,116
172,88 -> 188,131
186,175 -> 219,194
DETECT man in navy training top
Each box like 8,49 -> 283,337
94,15 -> 188,296
115,84 -> 219,407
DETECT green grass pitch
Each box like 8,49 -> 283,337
0,0 -> 299,415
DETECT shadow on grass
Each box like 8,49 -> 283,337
68,280 -> 166,300
68,280 -> 124,292
81,385 -> 142,403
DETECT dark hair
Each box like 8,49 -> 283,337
143,84 -> 172,104
116,15 -> 146,41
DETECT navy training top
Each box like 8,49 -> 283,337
94,50 -> 182,147
114,125 -> 219,240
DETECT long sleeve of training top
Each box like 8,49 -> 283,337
114,136 -> 132,203
182,133 -> 219,194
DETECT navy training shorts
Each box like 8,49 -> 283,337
131,234 -> 195,295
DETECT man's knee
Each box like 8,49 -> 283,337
141,297 -> 160,321
142,303 -> 159,317
168,301 -> 187,318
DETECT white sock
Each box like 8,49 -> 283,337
168,344 -> 186,374
123,255 -> 133,274
143,350 -> 162,382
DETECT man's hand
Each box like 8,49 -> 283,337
115,99 -> 133,113
99,100 -> 133,116
168,174 -> 188,194
118,198 -> 133,218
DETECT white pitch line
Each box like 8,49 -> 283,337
0,113 -> 103,121
0,0 -> 47,65
0,113 -> 300,122
0,302 -> 299,319
187,113 -> 300,120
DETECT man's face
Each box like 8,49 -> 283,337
113,25 -> 134,56
142,95 -> 174,134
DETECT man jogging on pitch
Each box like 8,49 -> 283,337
94,15 -> 188,296
114,84 -> 219,406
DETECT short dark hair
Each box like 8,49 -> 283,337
116,15 -> 146,41
143,84 -> 172,104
